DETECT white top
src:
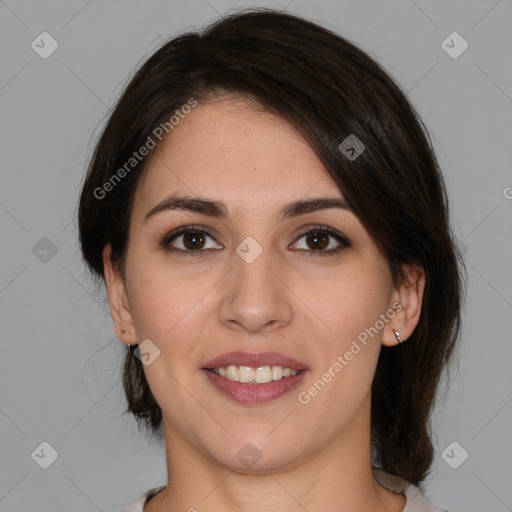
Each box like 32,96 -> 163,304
119,467 -> 449,512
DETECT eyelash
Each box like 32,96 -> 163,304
159,224 -> 351,258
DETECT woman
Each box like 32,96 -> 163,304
78,8 -> 464,511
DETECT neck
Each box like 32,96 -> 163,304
145,400 -> 405,512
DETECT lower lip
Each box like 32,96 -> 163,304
202,369 -> 308,404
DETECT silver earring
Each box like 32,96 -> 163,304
393,329 -> 403,344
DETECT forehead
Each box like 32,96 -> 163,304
133,98 -> 343,219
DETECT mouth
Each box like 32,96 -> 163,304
204,365 -> 304,384
202,350 -> 308,381
201,351 -> 309,403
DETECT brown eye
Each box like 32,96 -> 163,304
305,231 -> 329,251
291,225 -> 351,257
181,231 -> 207,250
160,225 -> 222,256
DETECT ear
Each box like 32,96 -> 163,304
382,263 -> 426,347
102,244 -> 137,346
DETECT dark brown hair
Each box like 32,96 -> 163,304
78,8 -> 465,487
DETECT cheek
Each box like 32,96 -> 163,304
298,259 -> 391,408
304,262 -> 391,345
125,250 -> 208,338
297,275 -> 387,432
126,266 -> 212,405
127,276 -> 169,339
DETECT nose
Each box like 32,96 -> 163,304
217,240 -> 293,334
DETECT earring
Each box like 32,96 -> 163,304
121,329 -> 127,335
393,329 -> 403,344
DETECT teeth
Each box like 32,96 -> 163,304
271,365 -> 283,380
211,365 -> 299,384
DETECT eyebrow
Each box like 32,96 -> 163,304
144,194 -> 351,223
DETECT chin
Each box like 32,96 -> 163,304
211,434 -> 304,474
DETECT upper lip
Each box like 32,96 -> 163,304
203,351 -> 308,371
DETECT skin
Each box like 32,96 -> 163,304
103,97 -> 425,512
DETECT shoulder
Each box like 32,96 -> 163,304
119,485 -> 166,512
119,474 -> 450,512
373,467 -> 450,512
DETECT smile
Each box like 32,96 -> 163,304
207,365 -> 301,384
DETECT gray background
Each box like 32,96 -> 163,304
1,1 -> 511,511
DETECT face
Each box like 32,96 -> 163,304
104,97 -> 422,473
